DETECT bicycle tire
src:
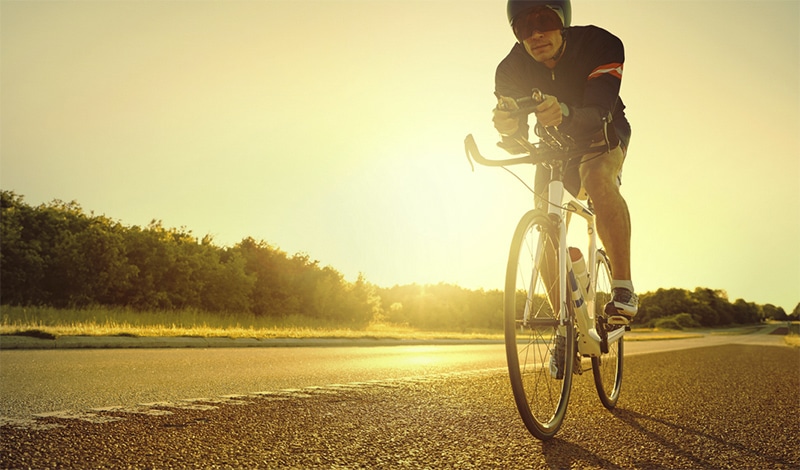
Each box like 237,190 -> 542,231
504,209 -> 574,440
591,249 -> 624,409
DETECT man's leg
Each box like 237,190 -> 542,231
579,146 -> 637,319
580,147 -> 630,279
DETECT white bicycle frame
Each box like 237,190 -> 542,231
526,175 -> 625,358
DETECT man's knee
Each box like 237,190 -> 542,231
580,147 -> 624,198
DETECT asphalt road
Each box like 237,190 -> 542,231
1,332 -> 798,468
0,327 -> 788,421
0,343 -> 510,421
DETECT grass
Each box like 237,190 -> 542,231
0,305 -> 503,341
2,306 -> 788,344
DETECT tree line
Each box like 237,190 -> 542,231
1,190 -> 796,329
1,191 -> 381,324
636,287 -> 795,328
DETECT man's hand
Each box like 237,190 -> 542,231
535,94 -> 564,127
492,96 -> 520,136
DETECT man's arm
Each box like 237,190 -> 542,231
557,28 -> 625,141
493,47 -> 533,152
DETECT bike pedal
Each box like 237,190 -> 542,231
573,357 -> 584,375
607,315 -> 630,326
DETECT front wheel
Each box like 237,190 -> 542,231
504,210 -> 574,440
591,249 -> 624,409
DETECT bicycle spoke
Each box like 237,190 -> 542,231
505,210 -> 573,440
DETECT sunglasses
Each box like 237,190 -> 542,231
512,7 -> 564,41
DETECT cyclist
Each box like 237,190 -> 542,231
492,0 -> 638,322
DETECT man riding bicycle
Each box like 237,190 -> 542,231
492,0 -> 638,321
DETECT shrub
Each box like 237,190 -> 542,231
673,312 -> 701,329
654,318 -> 683,330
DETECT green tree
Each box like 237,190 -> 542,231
762,304 -> 787,321
195,237 -> 254,313
732,299 -> 761,324
376,283 -> 503,332
692,288 -> 733,326
236,237 -> 291,316
637,288 -> 694,325
0,191 -> 46,304
50,213 -> 135,307
345,273 -> 384,324
1,193 -> 134,307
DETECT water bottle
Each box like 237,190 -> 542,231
569,247 -> 590,300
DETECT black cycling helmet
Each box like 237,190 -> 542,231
507,0 -> 572,29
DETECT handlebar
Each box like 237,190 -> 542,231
466,88 -> 612,171
464,134 -> 607,172
464,134 -> 536,171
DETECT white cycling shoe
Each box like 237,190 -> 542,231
604,288 -> 638,325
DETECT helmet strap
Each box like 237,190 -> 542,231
552,29 -> 567,63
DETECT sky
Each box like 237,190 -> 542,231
1,0 -> 798,312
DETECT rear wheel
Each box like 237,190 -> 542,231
591,250 -> 623,409
504,210 -> 574,440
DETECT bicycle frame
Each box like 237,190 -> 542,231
540,162 -> 625,359
465,132 -> 625,358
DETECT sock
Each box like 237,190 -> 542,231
611,280 -> 634,292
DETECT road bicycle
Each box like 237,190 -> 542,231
464,89 -> 627,440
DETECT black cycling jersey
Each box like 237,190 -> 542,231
495,25 -> 631,149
